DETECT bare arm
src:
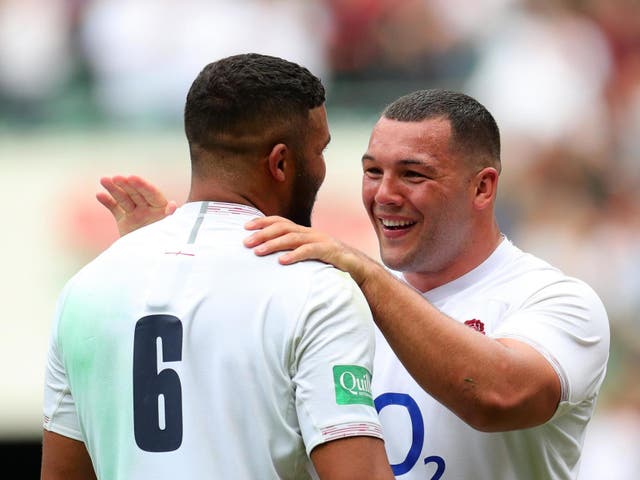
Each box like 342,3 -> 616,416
96,175 -> 177,236
244,216 -> 561,432
41,430 -> 97,480
311,436 -> 393,480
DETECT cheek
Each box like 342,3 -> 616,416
310,156 -> 326,187
361,183 -> 378,228
361,176 -> 375,208
319,159 -> 327,184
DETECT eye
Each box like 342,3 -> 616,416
404,170 -> 427,181
363,166 -> 383,178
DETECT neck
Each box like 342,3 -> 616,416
187,191 -> 252,206
187,178 -> 284,217
403,223 -> 503,293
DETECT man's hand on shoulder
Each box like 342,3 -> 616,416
96,175 -> 177,237
243,216 -> 376,286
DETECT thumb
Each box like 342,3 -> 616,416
165,200 -> 178,215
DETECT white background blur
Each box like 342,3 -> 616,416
1,0 -> 639,477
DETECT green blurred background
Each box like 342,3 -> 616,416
1,0 -> 639,477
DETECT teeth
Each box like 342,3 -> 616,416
380,219 -> 414,228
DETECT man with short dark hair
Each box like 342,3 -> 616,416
94,88 -> 610,479
246,89 -> 610,479
41,53 -> 393,480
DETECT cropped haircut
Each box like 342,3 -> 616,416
184,53 -> 325,168
383,89 -> 501,173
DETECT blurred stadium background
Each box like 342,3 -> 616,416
1,0 -> 639,477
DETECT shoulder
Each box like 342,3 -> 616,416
503,242 -> 609,332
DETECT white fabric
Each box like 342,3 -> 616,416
373,238 -> 609,480
43,201 -> 382,480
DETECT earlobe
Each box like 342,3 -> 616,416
267,143 -> 288,182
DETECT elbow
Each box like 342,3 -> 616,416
457,401 -> 507,433
456,390 -> 530,433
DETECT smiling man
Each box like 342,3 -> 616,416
96,89 -> 610,480
244,89 -> 610,480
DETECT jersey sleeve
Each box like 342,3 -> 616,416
42,281 -> 84,441
492,277 -> 610,411
290,267 -> 384,455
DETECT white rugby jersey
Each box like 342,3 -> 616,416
373,237 -> 609,480
43,201 -> 383,480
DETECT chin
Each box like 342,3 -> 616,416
379,252 -> 404,271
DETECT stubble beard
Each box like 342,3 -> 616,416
287,161 -> 321,227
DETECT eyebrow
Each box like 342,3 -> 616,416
362,154 -> 432,167
362,155 -> 440,176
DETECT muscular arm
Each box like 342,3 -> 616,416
41,430 -> 97,480
244,216 -> 561,432
351,258 -> 560,431
311,437 -> 394,479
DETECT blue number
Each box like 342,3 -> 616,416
133,314 -> 183,452
424,455 -> 446,480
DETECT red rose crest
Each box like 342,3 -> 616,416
464,319 -> 485,335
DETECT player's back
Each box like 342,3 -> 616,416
45,202 -> 380,479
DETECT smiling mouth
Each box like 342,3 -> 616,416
379,218 -> 416,230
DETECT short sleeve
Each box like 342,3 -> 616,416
43,282 -> 84,441
492,277 -> 610,407
291,267 -> 384,455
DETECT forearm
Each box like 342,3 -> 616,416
358,260 -> 559,431
240,217 -> 559,430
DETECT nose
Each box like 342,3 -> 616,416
374,175 -> 402,206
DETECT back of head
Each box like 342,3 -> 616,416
184,53 -> 326,177
383,89 -> 501,173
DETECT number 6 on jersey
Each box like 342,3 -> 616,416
133,314 -> 184,452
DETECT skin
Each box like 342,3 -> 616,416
43,104 -> 394,480
362,117 -> 503,291
244,117 -> 561,431
41,431 -> 96,480
41,415 -> 392,480
89,116 -> 560,436
96,175 -> 179,237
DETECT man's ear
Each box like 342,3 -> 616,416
267,143 -> 289,182
473,167 -> 499,210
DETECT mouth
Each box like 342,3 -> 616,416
378,218 -> 416,231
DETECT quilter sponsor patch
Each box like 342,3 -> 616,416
333,365 -> 374,407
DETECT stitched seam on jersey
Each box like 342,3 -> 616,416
320,421 -> 384,442
46,279 -> 75,429
187,201 -> 209,244
495,333 -> 569,402
46,386 -> 72,428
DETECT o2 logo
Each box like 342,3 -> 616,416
375,392 -> 445,479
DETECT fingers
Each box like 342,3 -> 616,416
95,191 -> 123,220
113,177 -> 152,211
242,216 -> 350,268
165,200 -> 178,215
277,243 -> 324,265
243,220 -> 307,248
127,175 -> 169,208
251,232 -> 325,265
252,231 -> 309,256
100,176 -> 136,213
244,215 -> 292,231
